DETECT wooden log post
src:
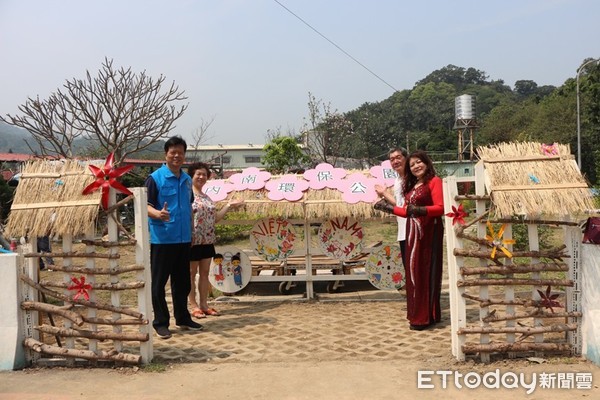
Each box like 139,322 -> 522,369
458,323 -> 577,335
38,263 -> 145,275
462,342 -> 572,354
23,338 -> 141,365
35,324 -> 149,342
20,275 -> 144,319
38,280 -> 145,291
482,310 -> 582,323
20,301 -> 83,326
460,262 -> 569,276
457,278 -> 573,287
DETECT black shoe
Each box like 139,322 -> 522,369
410,323 -> 433,331
155,326 -> 172,339
177,321 -> 204,331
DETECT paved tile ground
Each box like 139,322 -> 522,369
145,281 -> 462,366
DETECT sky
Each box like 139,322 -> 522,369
1,0 -> 599,146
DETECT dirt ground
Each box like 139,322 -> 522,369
2,241 -> 599,399
1,294 -> 599,400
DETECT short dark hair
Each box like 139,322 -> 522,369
164,136 -> 187,153
188,162 -> 212,179
389,147 -> 408,157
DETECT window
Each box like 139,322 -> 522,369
218,156 -> 231,164
464,168 -> 470,174
245,155 -> 261,163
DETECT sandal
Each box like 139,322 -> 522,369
191,308 -> 206,319
202,308 -> 220,316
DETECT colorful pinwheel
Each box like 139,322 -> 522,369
485,221 -> 515,259
82,153 -> 134,209
67,276 -> 93,301
445,203 -> 469,225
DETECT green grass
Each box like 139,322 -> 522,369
141,362 -> 168,372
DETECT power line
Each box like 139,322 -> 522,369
272,0 -> 399,93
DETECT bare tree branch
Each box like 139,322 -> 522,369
301,92 -> 354,166
1,57 -> 188,165
188,116 -> 216,162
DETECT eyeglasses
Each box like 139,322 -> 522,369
389,155 -> 404,162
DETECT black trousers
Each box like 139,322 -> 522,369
399,239 -> 406,268
150,243 -> 192,328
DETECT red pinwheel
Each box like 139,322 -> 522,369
82,153 -> 134,209
445,203 -> 469,226
67,276 -> 93,301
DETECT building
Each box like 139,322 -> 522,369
187,144 -> 266,170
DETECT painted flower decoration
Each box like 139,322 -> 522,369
391,271 -> 403,284
67,275 -> 93,301
485,221 -> 516,259
82,153 -> 134,209
445,203 -> 469,225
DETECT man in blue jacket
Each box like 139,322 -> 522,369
145,136 -> 203,339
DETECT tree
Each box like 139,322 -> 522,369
262,136 -> 310,174
0,58 -> 188,165
301,93 -> 354,166
514,80 -> 538,97
416,65 -> 488,89
187,116 -> 216,162
0,175 -> 15,223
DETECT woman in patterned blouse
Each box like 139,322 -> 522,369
187,162 -> 243,318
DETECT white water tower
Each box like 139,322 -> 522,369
454,94 -> 478,161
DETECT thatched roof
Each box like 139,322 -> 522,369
6,159 -> 101,237
477,142 -> 595,218
230,187 -> 379,220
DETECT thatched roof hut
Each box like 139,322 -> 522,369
477,141 -> 595,218
5,159 -> 101,237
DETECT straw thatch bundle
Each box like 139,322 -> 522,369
477,142 -> 595,218
228,188 -> 380,220
6,159 -> 101,237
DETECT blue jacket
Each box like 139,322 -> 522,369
146,165 -> 192,244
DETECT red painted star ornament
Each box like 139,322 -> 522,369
445,203 -> 469,226
82,152 -> 134,209
67,275 -> 93,301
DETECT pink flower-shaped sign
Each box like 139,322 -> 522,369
203,179 -> 235,202
303,163 -> 346,190
336,172 -> 379,204
229,167 -> 272,191
369,160 -> 397,188
265,174 -> 310,201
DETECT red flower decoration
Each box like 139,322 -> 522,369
445,203 -> 469,226
82,153 -> 134,209
67,275 -> 93,301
